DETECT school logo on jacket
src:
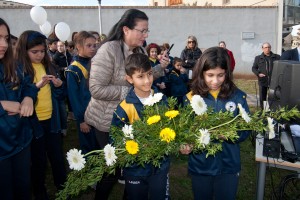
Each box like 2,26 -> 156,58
225,101 -> 236,112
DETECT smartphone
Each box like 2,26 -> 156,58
167,44 -> 174,55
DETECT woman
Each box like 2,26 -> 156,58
219,41 -> 236,72
180,35 -> 202,70
84,8 -> 170,199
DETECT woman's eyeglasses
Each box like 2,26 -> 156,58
133,28 -> 150,34
188,41 -> 195,44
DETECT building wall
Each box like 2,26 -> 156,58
1,6 -> 279,74
151,0 -> 277,6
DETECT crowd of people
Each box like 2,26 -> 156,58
1,7 -> 291,200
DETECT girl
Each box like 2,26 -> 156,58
0,18 -> 38,200
65,31 -> 99,154
146,43 -> 167,94
169,57 -> 188,107
15,30 -> 67,199
182,47 -> 251,200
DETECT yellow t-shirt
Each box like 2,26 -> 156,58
209,89 -> 220,100
33,63 -> 52,120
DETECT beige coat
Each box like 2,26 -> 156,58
85,40 -> 164,132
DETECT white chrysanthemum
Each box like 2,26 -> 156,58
191,95 -> 207,115
104,144 -> 117,166
237,103 -> 251,123
267,117 -> 275,139
152,93 -> 163,103
143,95 -> 155,106
197,129 -> 210,147
143,93 -> 163,106
67,148 -> 86,171
122,124 -> 134,139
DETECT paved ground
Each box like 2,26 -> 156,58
247,93 -> 258,107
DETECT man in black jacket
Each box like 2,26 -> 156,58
252,42 -> 280,109
280,44 -> 300,61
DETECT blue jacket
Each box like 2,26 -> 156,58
184,89 -> 251,176
66,56 -> 91,124
111,87 -> 170,177
0,63 -> 38,161
280,48 -> 299,61
169,69 -> 188,97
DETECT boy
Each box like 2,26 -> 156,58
111,53 -> 170,200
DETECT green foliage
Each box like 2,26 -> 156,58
56,95 -> 300,199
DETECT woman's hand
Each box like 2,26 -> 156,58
159,50 -> 170,69
20,97 -> 34,117
80,122 -> 91,133
0,100 -> 21,115
179,144 -> 193,155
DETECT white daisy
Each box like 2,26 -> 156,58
237,103 -> 251,123
197,129 -> 210,147
191,95 -> 207,115
152,93 -> 163,103
143,95 -> 155,106
267,117 -> 275,139
122,124 -> 134,139
143,93 -> 163,106
104,144 -> 117,166
67,148 -> 86,171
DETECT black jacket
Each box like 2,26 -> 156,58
280,48 -> 299,61
252,52 -> 280,86
180,47 -> 202,69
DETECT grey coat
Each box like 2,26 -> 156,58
85,40 -> 165,132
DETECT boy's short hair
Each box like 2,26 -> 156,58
125,53 -> 151,77
173,57 -> 183,65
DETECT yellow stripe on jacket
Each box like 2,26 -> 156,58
119,100 -> 140,124
71,61 -> 88,79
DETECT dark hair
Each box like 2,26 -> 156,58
71,31 -> 78,41
219,41 -> 226,46
146,43 -> 161,56
66,41 -> 75,49
105,9 -> 148,43
125,53 -> 151,77
10,34 -> 18,40
0,18 -> 18,84
173,57 -> 183,65
191,47 -> 236,99
162,43 -> 170,49
15,30 -> 54,81
74,31 -> 96,49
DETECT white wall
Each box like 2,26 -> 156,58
1,6 -> 278,74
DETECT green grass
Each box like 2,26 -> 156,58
44,79 -> 300,200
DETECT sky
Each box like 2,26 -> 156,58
10,0 -> 149,6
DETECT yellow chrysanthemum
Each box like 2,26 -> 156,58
125,140 -> 139,155
147,115 -> 161,125
160,128 -> 176,143
165,110 -> 179,119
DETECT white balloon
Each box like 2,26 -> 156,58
55,22 -> 70,41
39,21 -> 52,35
30,6 -> 47,25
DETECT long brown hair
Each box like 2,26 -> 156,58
15,30 -> 54,82
190,47 -> 236,99
0,18 -> 18,84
